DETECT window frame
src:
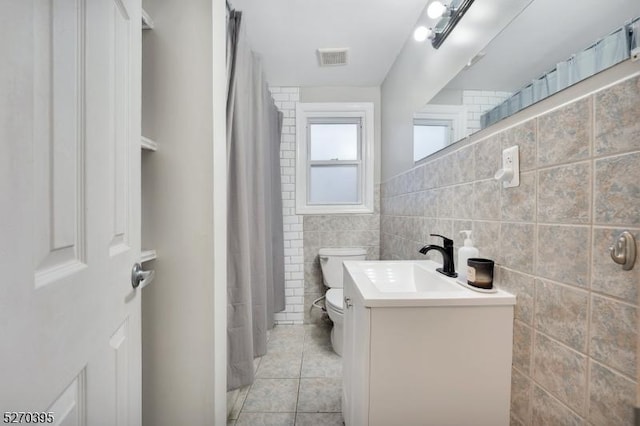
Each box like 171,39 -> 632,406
413,105 -> 467,163
295,102 -> 374,215
307,117 -> 362,205
413,118 -> 453,162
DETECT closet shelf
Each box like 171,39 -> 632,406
141,249 -> 157,263
142,8 -> 154,30
141,136 -> 158,151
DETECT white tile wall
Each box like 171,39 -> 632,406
270,86 -> 304,324
463,89 -> 512,134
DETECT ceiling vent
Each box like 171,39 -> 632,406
317,48 -> 349,67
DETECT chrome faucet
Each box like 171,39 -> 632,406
419,234 -> 458,278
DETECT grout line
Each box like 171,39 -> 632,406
235,382 -> 253,421
586,129 -> 596,418
294,325 -> 307,419
585,342 -> 593,421
531,326 -> 640,377
532,380 -> 587,421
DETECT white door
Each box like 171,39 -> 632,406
1,0 -> 142,424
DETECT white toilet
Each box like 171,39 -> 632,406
319,247 -> 367,356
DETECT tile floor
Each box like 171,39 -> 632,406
227,324 -> 344,426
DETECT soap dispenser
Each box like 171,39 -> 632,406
458,230 -> 479,283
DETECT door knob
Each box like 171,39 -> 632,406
131,263 -> 155,289
344,297 -> 353,308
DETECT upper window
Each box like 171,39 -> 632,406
413,105 -> 467,162
296,103 -> 374,214
413,118 -> 452,162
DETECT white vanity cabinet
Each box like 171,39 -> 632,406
342,274 -> 372,425
342,260 -> 515,426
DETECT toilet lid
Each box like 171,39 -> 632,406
325,289 -> 343,310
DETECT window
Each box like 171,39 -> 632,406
413,119 -> 452,162
296,103 -> 374,214
413,105 -> 467,162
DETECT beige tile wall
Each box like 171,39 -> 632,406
380,74 -> 640,424
302,187 -> 381,325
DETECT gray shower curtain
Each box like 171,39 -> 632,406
226,9 -> 286,391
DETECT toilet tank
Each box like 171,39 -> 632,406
318,247 -> 367,288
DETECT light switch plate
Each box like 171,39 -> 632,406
502,145 -> 519,188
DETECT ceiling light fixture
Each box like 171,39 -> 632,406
427,1 -> 448,19
415,0 -> 476,49
413,26 -> 434,42
431,0 -> 475,49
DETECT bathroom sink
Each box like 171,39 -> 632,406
342,259 -> 516,425
359,261 -> 463,293
343,259 -> 515,307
